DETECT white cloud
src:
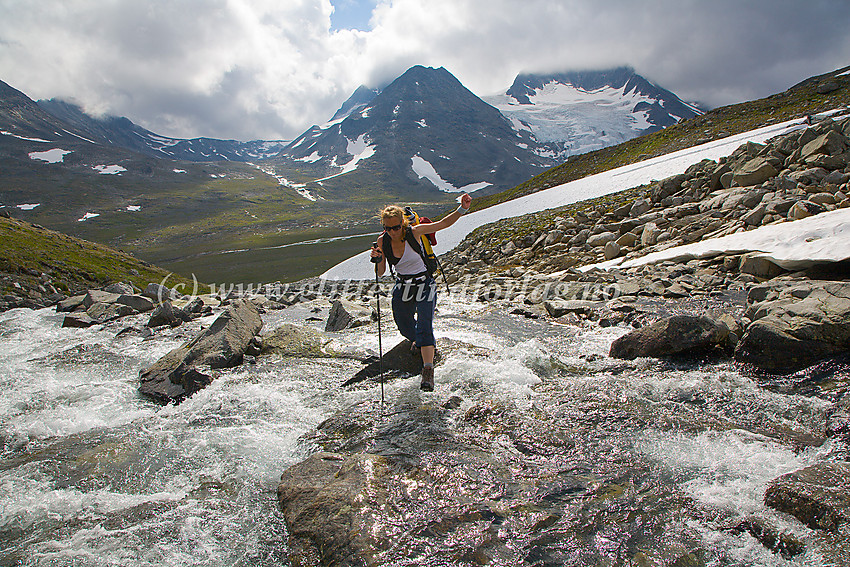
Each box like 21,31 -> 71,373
0,0 -> 847,141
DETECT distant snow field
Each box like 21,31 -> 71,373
411,155 -> 491,193
16,203 -> 41,210
126,206 -> 141,212
77,212 -> 100,222
28,149 -> 72,163
2,130 -> 52,143
487,82 -> 686,156
93,165 -> 127,175
173,169 -> 187,174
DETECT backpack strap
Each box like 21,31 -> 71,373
382,229 -> 432,279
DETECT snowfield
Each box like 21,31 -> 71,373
28,149 -> 72,163
92,165 -> 126,175
322,114 -> 843,281
486,80 -> 696,156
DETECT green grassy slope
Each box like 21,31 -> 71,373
0,215 -> 196,300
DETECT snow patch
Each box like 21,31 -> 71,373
17,204 -> 40,211
459,182 -> 493,192
1,130 -> 52,143
585,208 -> 850,273
28,149 -> 72,163
92,165 -> 126,175
77,213 -> 99,222
410,155 -> 491,194
173,169 -> 187,174
254,164 -> 321,201
126,206 -> 141,212
411,156 -> 457,192
62,129 -> 97,144
416,119 -> 428,128
295,151 -> 323,163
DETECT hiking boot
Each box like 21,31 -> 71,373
420,365 -> 434,392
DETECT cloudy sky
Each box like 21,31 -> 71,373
1,0 -> 848,142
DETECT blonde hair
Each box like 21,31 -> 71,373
380,205 -> 408,227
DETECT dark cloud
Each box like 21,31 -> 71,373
0,0 -> 847,140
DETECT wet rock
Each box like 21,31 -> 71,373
764,462 -> 850,531
146,300 -> 191,328
116,294 -> 155,313
261,323 -> 334,358
609,315 -> 730,360
277,452 -> 392,567
343,337 -> 489,387
57,294 -> 87,313
61,313 -> 97,328
544,299 -> 602,318
138,300 -> 263,403
731,516 -> 805,558
325,299 -> 372,332
735,282 -> 850,372
86,301 -> 135,323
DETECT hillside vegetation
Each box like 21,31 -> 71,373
0,214 -> 195,309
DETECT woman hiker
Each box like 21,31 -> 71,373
370,193 -> 472,391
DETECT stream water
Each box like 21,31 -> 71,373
0,297 -> 841,566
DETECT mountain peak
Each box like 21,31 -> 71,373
488,67 -> 703,158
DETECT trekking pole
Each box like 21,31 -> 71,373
371,245 -> 385,406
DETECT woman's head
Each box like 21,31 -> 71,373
380,205 -> 407,233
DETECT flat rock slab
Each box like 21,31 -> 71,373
261,323 -> 335,358
277,452 -> 391,566
765,462 -> 850,532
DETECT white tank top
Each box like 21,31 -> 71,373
395,241 -> 427,275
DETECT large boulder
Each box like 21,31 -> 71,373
86,301 -> 135,323
801,130 -> 847,159
765,462 -> 850,532
277,452 -> 392,567
325,299 -> 373,332
147,301 -> 191,328
117,294 -> 155,313
138,300 -> 263,403
609,315 -> 730,360
82,290 -> 120,308
734,282 -> 850,372
732,157 -> 779,187
342,337 -> 487,387
182,299 -> 263,369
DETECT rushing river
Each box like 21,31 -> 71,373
0,297 -> 841,566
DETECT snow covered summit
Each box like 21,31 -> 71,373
485,67 -> 703,159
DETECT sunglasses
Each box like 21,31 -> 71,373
383,224 -> 403,231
